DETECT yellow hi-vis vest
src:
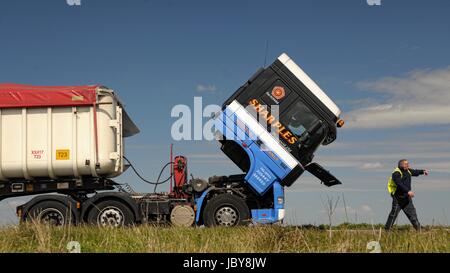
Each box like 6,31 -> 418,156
387,167 -> 412,195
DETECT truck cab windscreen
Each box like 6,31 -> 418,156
281,100 -> 328,165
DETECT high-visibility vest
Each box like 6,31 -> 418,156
387,167 -> 412,195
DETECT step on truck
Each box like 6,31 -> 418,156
0,53 -> 344,227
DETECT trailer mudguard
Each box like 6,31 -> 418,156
20,194 -> 81,223
81,192 -> 141,222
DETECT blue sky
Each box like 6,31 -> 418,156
0,0 -> 449,226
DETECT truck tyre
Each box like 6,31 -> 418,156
27,201 -> 74,226
87,200 -> 135,227
203,194 -> 250,227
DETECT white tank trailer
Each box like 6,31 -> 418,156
0,84 -> 139,182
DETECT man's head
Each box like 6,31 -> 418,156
398,159 -> 409,170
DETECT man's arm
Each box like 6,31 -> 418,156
392,172 -> 409,193
409,169 -> 425,177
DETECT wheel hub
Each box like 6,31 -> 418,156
39,208 -> 65,226
215,206 -> 238,226
98,207 -> 124,227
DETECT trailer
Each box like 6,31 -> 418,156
0,53 -> 344,227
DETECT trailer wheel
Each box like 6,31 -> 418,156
26,201 -> 74,226
203,194 -> 250,227
87,200 -> 135,227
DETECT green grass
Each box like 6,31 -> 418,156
0,223 -> 448,253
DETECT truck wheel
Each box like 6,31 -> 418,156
27,201 -> 74,226
203,194 -> 250,227
87,200 -> 135,227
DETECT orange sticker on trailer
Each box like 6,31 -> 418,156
56,149 -> 70,160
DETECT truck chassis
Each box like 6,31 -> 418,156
4,172 -> 275,227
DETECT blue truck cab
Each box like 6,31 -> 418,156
195,53 -> 343,226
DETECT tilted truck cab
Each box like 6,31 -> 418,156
203,53 -> 343,224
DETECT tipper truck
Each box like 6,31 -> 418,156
0,53 -> 343,227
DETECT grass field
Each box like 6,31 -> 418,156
0,223 -> 448,253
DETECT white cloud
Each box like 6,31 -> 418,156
345,66 -> 450,129
360,162 -> 383,170
324,204 -> 374,219
343,205 -> 372,214
316,152 -> 450,175
196,84 -> 217,93
361,204 -> 372,212
188,153 -> 223,159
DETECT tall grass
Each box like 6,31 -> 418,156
0,222 -> 448,253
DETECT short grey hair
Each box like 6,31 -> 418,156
398,159 -> 408,168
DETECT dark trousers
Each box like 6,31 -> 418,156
385,195 -> 421,231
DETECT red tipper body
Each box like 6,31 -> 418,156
0,83 -> 100,108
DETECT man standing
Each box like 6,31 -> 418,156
385,159 -> 429,231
